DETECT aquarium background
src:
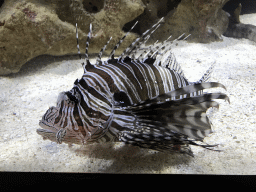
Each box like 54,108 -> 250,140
0,0 -> 256,173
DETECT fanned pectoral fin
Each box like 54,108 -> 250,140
164,101 -> 220,140
134,101 -> 215,141
118,131 -> 195,156
129,92 -> 228,141
139,82 -> 229,105
119,90 -> 229,155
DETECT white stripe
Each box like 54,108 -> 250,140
132,60 -> 152,99
83,72 -> 112,100
196,130 -> 205,138
77,83 -> 111,116
156,66 -> 168,93
148,65 -> 159,97
142,63 -> 159,98
117,60 -> 143,90
100,64 -> 142,103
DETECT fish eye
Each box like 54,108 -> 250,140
65,91 -> 79,103
74,79 -> 79,85
113,91 -> 131,107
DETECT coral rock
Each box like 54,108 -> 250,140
0,0 -> 144,75
142,0 -> 229,44
0,0 -> 236,75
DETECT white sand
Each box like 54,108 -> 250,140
0,14 -> 256,174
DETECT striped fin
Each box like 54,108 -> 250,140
141,33 -> 185,62
157,51 -> 183,75
119,17 -> 164,61
130,94 -> 223,112
76,23 -> 82,60
136,39 -> 160,62
129,100 -> 220,140
109,21 -> 138,60
128,24 -> 162,61
115,92 -> 228,155
85,24 -> 92,62
147,33 -> 185,61
152,34 -> 189,69
135,33 -> 188,78
118,129 -> 219,156
196,62 -> 215,83
160,34 -> 190,60
152,34 -> 190,69
83,23 -> 93,72
96,36 -> 112,65
75,23 -> 93,73
137,82 -> 228,105
118,131 -> 196,156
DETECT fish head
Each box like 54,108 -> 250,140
37,91 -> 88,145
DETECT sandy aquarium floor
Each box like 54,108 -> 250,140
1,14 -> 256,174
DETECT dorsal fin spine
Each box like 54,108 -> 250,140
84,23 -> 93,72
119,17 -> 164,61
109,21 -> 138,60
197,61 -> 216,83
76,23 -> 82,60
96,36 -> 112,65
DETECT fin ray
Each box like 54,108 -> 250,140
109,21 -> 138,59
119,17 -> 164,61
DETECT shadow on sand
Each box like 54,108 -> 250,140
71,142 -> 193,173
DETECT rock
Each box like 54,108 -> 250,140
234,3 -> 242,23
0,0 -> 77,75
224,22 -> 256,42
224,3 -> 256,42
142,0 -> 229,44
0,0 -> 244,75
0,0 -> 144,75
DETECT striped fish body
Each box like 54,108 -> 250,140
37,18 -> 229,156
39,59 -> 189,142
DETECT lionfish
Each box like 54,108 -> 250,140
37,17 -> 229,156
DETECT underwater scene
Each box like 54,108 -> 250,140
0,0 -> 256,174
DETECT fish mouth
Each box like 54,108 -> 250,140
37,128 -> 56,135
37,120 -> 82,145
37,120 -> 59,141
38,120 -> 58,133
